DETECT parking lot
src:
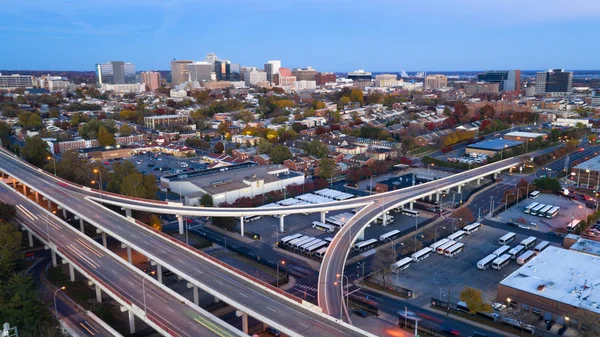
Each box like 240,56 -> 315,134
384,225 -> 557,307
497,193 -> 590,232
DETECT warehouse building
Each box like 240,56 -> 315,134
503,131 -> 547,142
465,139 -> 523,157
161,163 -> 305,205
497,246 -> 600,331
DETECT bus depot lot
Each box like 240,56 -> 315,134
497,193 -> 589,232
388,225 -> 544,307
123,152 -> 206,176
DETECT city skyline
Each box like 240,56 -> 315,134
1,0 -> 600,72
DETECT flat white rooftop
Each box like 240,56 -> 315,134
573,155 -> 600,172
500,246 -> 600,314
569,237 -> 600,257
504,131 -> 547,139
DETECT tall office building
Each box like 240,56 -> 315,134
0,74 -> 35,89
244,70 -> 267,86
171,60 -> 193,86
476,70 -> 520,91
187,62 -> 213,82
535,69 -> 573,95
315,72 -> 336,85
229,63 -> 241,82
95,61 -> 135,85
141,71 -> 162,91
347,70 -> 372,82
214,60 -> 231,81
424,74 -> 447,89
203,53 -> 219,70
264,60 -> 281,83
293,67 -> 318,81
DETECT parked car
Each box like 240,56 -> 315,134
353,309 -> 368,317
265,326 -> 281,336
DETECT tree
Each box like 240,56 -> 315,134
0,202 -> 16,221
459,286 -> 492,314
237,109 -> 255,123
348,89 -> 364,104
0,273 -> 52,332
119,123 -> 133,136
22,136 -> 49,167
0,220 -> 21,282
0,121 -> 11,147
306,140 -> 329,158
107,161 -> 137,193
18,111 -> 42,130
270,145 -> 292,164
533,177 -> 562,193
147,214 -> 162,231
97,125 -> 116,147
212,217 -> 237,231
200,194 -> 214,207
120,172 -> 158,199
257,138 -> 273,155
317,158 -> 337,183
213,141 -> 225,154
450,207 -> 475,224
372,246 -> 395,286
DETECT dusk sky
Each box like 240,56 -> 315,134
1,0 -> 600,72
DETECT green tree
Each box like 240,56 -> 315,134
119,123 -> 133,136
0,220 -> 21,282
120,172 -> 158,199
237,110 -> 255,123
270,145 -> 292,164
0,202 -> 16,220
212,217 -> 237,231
317,158 -> 337,182
22,136 -> 49,167
200,194 -> 214,207
18,111 -> 43,130
97,125 -> 116,147
257,138 -> 273,155
348,88 -> 364,104
147,214 -> 162,231
306,140 -> 329,158
0,273 -> 51,331
107,161 -> 137,193
533,177 -> 562,193
459,286 -> 492,314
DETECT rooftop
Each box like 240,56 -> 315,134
504,131 -> 547,139
500,246 -> 600,314
467,138 -> 523,151
569,237 -> 600,257
573,155 -> 600,172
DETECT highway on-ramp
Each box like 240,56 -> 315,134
0,151 -> 375,337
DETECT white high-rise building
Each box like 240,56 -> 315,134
264,60 -> 281,83
244,70 -> 267,86
188,62 -> 213,82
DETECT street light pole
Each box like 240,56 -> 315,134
277,261 -> 285,288
435,225 -> 446,242
392,241 -> 404,258
53,286 -> 66,321
47,156 -> 56,176
337,274 -> 349,319
143,277 -> 147,315
93,169 -> 103,205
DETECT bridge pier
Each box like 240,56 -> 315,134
213,296 -> 220,303
128,310 -> 136,334
240,216 -> 245,237
95,284 -> 102,303
477,178 -> 481,185
177,215 -> 184,235
47,199 -> 52,211
236,310 -> 249,334
79,218 -> 84,232
69,263 -> 75,282
101,232 -> 107,248
436,193 -> 440,202
320,211 -> 327,224
409,202 -> 414,210
51,249 -> 57,267
62,208 -> 67,219
279,215 -> 285,233
157,264 -> 163,284
381,212 -> 387,227
34,191 -> 39,203
457,184 -> 462,193
27,230 -> 33,247
126,247 -> 132,264
187,283 -> 200,305
494,172 -> 498,179
357,228 -> 365,241
22,184 -> 26,195
125,208 -> 132,218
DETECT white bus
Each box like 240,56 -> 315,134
430,239 -> 450,251
306,241 -> 328,255
411,247 -> 433,262
326,217 -> 345,228
444,243 -> 465,257
300,239 -> 323,252
291,237 -> 314,250
295,238 -> 318,251
534,241 -> 550,253
508,245 -> 526,259
447,230 -> 467,242
463,222 -> 482,234
281,234 -> 303,245
354,238 -> 378,252
243,215 -> 262,222
546,206 -> 560,219
436,240 -> 457,254
492,245 -> 511,257
315,247 -> 328,259
530,204 -> 546,216
312,221 -> 336,233
477,254 -> 498,270
537,205 -> 553,218
529,191 -> 540,199
517,250 -> 536,265
567,219 -> 581,232
379,230 -> 401,242
376,214 -> 394,225
498,232 -> 516,245
401,209 -> 420,217
323,237 -> 334,245
520,236 -> 537,249
524,202 -> 539,214
492,254 -> 512,270
391,257 -> 413,273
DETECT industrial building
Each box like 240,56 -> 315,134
497,246 -> 600,330
571,155 -> 600,189
161,163 -> 305,206
503,131 -> 547,142
465,139 -> 523,157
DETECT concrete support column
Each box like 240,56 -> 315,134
22,184 -> 26,194
125,208 -> 132,218
47,200 -> 52,211
79,219 -> 84,232
382,212 -> 387,227
177,215 -> 184,235
357,228 -> 365,241
409,202 -> 414,210
320,212 -> 327,223
457,184 -> 462,193
28,230 -> 34,247
236,311 -> 249,334
128,310 -> 136,334
193,286 -> 199,306
69,263 -> 75,282
436,193 -> 440,202
101,232 -> 107,248
62,208 -> 67,218
35,192 -> 39,203
157,264 -> 163,284
95,284 -> 102,303
240,216 -> 245,237
213,296 -> 220,304
494,172 -> 498,179
51,250 -> 57,267
279,215 -> 285,233
477,178 -> 481,185
126,247 -> 132,264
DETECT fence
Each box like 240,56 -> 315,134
364,276 -> 413,299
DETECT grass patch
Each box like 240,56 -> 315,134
47,266 -> 95,305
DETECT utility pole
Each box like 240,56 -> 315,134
447,284 -> 451,316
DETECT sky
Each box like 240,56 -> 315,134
1,0 -> 600,72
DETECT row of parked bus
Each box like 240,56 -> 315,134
477,232 -> 549,271
325,212 -> 355,229
389,222 -> 482,273
524,202 -> 560,218
279,233 -> 334,259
